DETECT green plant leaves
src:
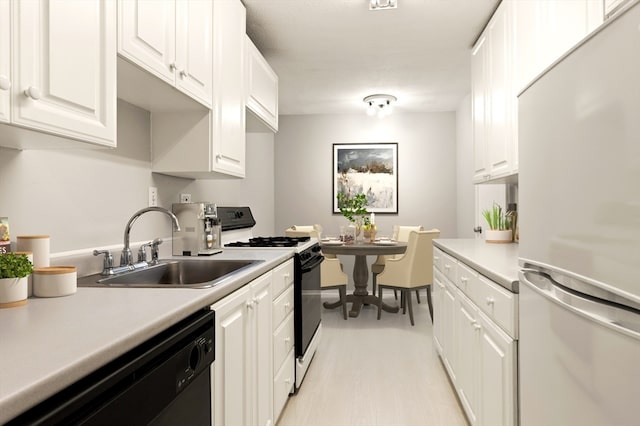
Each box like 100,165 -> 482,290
337,193 -> 369,223
0,253 -> 34,279
481,202 -> 511,231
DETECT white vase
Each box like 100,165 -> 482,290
0,276 -> 29,308
485,229 -> 512,243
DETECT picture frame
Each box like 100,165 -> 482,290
333,143 -> 398,214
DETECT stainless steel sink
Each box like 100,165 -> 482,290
77,259 -> 263,288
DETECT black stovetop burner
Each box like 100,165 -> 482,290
224,236 -> 310,248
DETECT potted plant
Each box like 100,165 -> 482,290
337,193 -> 369,240
0,252 -> 34,308
482,203 -> 513,243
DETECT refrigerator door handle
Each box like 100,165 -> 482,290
520,270 -> 640,341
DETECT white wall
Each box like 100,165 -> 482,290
455,94 -> 476,238
274,112 -> 457,237
0,100 -> 276,254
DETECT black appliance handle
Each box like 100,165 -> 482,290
301,255 -> 324,273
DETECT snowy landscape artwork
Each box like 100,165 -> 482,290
333,143 -> 398,214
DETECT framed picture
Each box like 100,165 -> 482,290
333,143 -> 398,214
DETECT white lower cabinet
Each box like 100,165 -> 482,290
211,259 -> 294,426
211,272 -> 273,426
478,311 -> 516,426
271,260 -> 295,423
432,247 -> 517,426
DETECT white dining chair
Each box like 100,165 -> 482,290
376,229 -> 440,325
371,225 -> 423,299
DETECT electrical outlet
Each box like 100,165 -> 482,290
180,193 -> 192,203
148,187 -> 158,207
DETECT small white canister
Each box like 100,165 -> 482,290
16,235 -> 50,268
13,251 -> 34,297
33,266 -> 77,298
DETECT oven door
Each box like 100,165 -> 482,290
295,254 -> 323,357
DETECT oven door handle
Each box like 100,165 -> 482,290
301,255 -> 324,273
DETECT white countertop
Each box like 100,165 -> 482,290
433,239 -> 520,292
0,249 -> 293,424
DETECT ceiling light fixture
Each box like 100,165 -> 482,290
364,94 -> 397,118
369,0 -> 397,11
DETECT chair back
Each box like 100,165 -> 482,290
380,229 -> 440,288
393,225 -> 424,242
284,224 -> 322,240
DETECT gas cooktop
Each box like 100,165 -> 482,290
224,236 -> 311,248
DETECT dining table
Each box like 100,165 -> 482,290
320,240 -> 407,318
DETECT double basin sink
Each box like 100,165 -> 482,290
78,259 -> 263,289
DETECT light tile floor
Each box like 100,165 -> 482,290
277,290 -> 468,426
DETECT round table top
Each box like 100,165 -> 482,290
320,241 -> 407,256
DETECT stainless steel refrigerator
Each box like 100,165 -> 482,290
518,1 -> 640,425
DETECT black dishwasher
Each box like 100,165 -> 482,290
8,309 -> 215,426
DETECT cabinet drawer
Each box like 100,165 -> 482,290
272,259 -> 294,299
273,312 -> 294,371
273,285 -> 294,329
456,262 -> 479,300
273,348 -> 295,422
441,251 -> 458,283
474,274 -> 518,338
433,247 -> 444,272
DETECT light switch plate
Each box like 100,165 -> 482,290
148,187 -> 158,207
180,193 -> 192,203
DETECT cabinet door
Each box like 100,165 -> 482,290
456,291 -> 480,425
0,0 -> 9,123
478,311 -> 516,426
486,3 -> 512,179
251,274 -> 273,426
211,286 -> 251,426
471,35 -> 489,183
13,0 -> 116,147
441,278 -> 458,384
432,270 -> 445,355
246,36 -> 278,132
175,0 -> 213,107
212,0 -> 246,177
118,0 -> 175,84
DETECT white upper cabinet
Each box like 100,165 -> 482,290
118,0 -> 212,107
246,35 -> 279,132
471,35 -> 489,182
473,0 -> 604,183
472,2 -> 516,183
486,4 -> 513,179
2,0 -> 116,148
151,0 -> 247,179
212,0 -> 247,177
0,0 -> 10,124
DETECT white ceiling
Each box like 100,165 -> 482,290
244,0 -> 500,115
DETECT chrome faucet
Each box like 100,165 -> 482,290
121,207 -> 181,266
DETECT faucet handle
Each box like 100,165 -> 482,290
151,238 -> 163,262
93,250 -> 114,276
137,241 -> 153,263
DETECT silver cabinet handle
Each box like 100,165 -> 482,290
179,70 -> 187,78
486,297 -> 495,306
169,62 -> 177,72
0,75 -> 10,91
24,86 -> 41,100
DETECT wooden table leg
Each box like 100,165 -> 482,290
346,254 -> 399,317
